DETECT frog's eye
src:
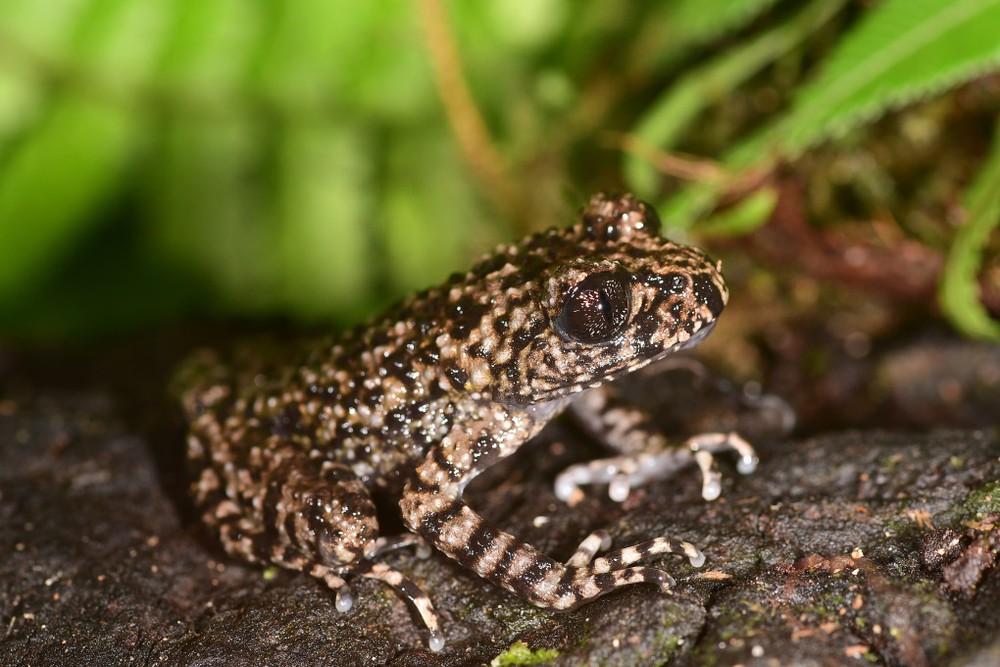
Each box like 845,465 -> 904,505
556,271 -> 631,344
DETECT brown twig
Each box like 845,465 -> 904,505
416,0 -> 512,216
606,131 -> 730,183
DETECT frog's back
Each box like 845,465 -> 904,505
174,299 -> 464,492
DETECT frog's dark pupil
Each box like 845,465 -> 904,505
556,271 -> 631,344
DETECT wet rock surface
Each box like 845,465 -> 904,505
0,342 -> 997,666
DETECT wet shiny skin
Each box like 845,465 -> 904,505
175,193 -> 757,651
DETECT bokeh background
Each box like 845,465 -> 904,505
1,4 -> 999,664
0,0 -> 997,346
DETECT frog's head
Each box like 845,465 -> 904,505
443,193 -> 729,406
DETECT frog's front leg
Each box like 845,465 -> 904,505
399,414 -> 704,611
555,386 -> 759,505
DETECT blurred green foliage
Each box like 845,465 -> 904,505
0,0 -> 997,340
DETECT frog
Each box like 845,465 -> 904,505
174,192 -> 758,652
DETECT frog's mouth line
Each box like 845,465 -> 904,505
670,319 -> 717,352
603,318 -> 718,383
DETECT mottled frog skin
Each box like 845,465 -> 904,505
175,193 -> 758,651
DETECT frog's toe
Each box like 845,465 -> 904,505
692,450 -> 723,501
687,431 -> 759,499
554,451 -> 693,503
358,561 -> 444,652
554,535 -> 707,609
554,432 -> 759,504
334,584 -> 354,612
687,431 -> 758,472
565,530 -> 611,567
581,535 -> 704,576
611,535 -> 705,569
310,558 -> 443,650
304,563 -> 356,612
370,533 -> 431,559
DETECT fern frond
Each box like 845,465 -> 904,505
738,0 -> 1000,162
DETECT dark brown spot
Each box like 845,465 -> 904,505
691,272 -> 725,317
446,366 -> 468,390
273,403 -> 303,437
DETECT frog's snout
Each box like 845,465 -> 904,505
690,271 -> 727,318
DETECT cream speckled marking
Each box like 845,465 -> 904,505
174,193 -> 757,652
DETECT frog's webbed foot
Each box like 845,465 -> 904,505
554,431 -> 758,505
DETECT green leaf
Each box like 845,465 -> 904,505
252,0 -> 386,115
154,0 -> 262,106
380,129 -> 486,296
274,123 -> 375,318
0,62 -> 43,154
348,3 -> 437,123
482,0 -> 567,52
71,0 -> 174,87
0,98 -> 135,296
0,0 -> 175,297
657,0 -> 781,47
620,0 -> 782,77
0,0 -> 90,53
659,0 -> 1000,231
625,0 -> 847,198
738,0 -> 1000,162
700,187 -> 778,237
939,128 -> 1000,340
144,117 -> 274,311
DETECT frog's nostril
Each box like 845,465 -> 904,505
691,273 -> 726,317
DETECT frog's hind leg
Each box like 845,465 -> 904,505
194,453 -> 379,578
193,441 -> 446,650
256,456 -> 444,646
